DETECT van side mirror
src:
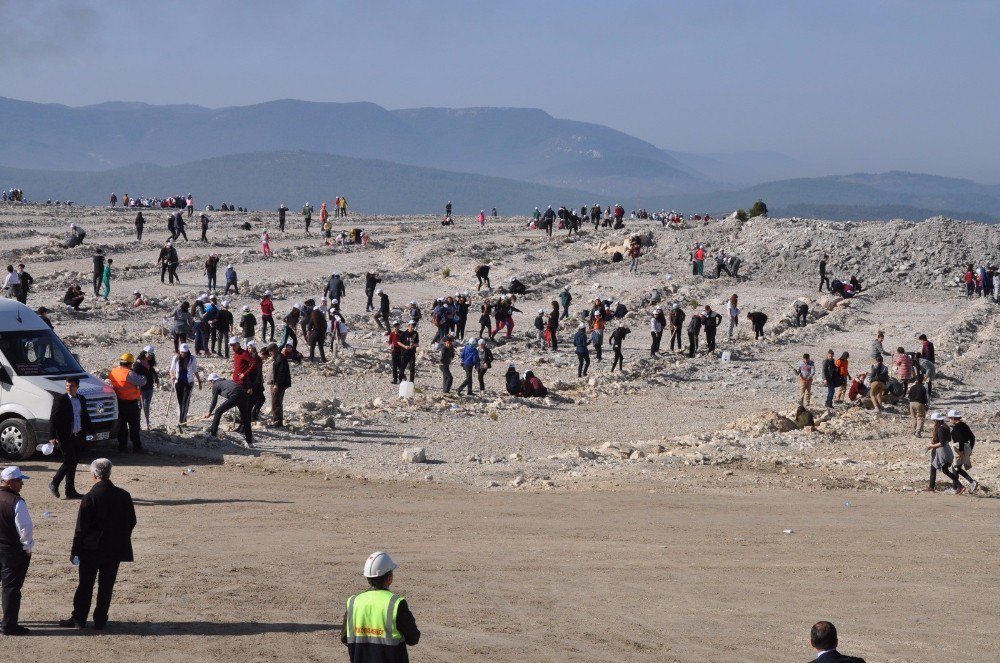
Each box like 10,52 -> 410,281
0,366 -> 11,385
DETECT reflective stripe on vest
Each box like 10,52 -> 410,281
109,366 -> 141,400
345,589 -> 403,646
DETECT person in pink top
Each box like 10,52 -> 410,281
477,210 -> 486,229
261,227 -> 272,258
895,346 -> 914,390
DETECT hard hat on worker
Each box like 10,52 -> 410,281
363,551 -> 398,578
119,352 -> 135,363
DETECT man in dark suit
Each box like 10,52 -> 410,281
59,458 -> 136,630
48,377 -> 93,500
808,621 -> 867,662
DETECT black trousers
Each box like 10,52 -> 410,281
477,275 -> 491,290
0,551 -> 30,629
688,332 -> 698,357
72,557 -> 120,627
175,382 -> 193,423
117,398 -> 142,451
401,354 -> 416,382
261,315 -> 275,341
706,330 -> 717,352
211,393 -> 253,445
270,386 -> 286,426
440,364 -> 453,392
457,365 -> 474,394
477,367 -> 489,390
577,352 -> 590,377
309,335 -> 326,361
206,270 -> 217,290
52,436 -> 82,492
670,328 -> 683,351
753,324 -> 765,339
136,225 -> 143,241
391,353 -> 402,383
212,327 -> 231,356
167,264 -> 179,284
92,272 -> 102,296
795,310 -> 808,326
279,216 -> 285,232
612,346 -> 624,371
366,289 -> 375,311
651,332 -> 662,355
819,274 -> 830,291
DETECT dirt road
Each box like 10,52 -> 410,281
6,454 -> 996,662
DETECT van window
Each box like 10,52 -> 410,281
0,330 -> 84,376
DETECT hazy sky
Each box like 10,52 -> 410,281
3,0 -> 999,181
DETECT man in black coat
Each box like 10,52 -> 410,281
808,621 -> 866,662
267,344 -> 292,428
59,458 -> 136,630
48,377 -> 92,500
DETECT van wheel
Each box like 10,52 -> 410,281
0,418 -> 35,461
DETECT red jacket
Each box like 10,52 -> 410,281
232,349 -> 258,388
261,298 -> 274,316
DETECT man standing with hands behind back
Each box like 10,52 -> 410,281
59,458 -> 136,631
49,377 -> 92,500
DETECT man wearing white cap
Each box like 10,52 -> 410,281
342,551 -> 420,660
0,466 -> 34,635
947,410 -> 979,493
206,373 -> 251,446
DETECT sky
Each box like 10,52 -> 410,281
2,0 -> 999,182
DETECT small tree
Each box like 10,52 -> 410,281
735,209 -> 749,222
748,199 -> 768,218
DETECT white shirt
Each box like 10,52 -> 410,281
69,395 -> 82,433
2,272 -> 20,289
13,499 -> 34,553
170,354 -> 199,384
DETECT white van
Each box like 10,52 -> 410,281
0,299 -> 118,460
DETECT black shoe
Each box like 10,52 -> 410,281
92,622 -> 106,631
65,491 -> 84,500
2,625 -> 30,635
48,483 -> 60,499
58,618 -> 85,629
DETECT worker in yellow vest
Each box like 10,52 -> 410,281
342,551 -> 420,662
108,353 -> 145,453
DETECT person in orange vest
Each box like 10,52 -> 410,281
109,353 -> 146,453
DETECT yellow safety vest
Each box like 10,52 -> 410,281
345,589 -> 404,646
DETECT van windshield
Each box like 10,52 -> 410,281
0,329 -> 84,376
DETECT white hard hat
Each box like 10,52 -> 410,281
227,264 -> 234,269
246,340 -> 256,348
133,289 -> 140,295
178,343 -> 191,353
142,345 -> 155,354
537,308 -> 544,314
222,300 -> 230,307
375,288 -> 383,294
509,277 -> 515,282
563,285 -> 570,290
410,300 -> 416,305
264,290 -> 272,296
229,335 -> 241,345
930,412 -> 944,421
947,409 -> 962,419
242,305 -> 250,311
578,323 -> 586,329
207,373 -> 223,382
364,551 -> 398,578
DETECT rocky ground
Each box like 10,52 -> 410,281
2,205 -> 996,496
1,204 -> 998,661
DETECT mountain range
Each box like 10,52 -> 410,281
1,96 -> 998,221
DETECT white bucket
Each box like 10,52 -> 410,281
398,381 -> 415,398
721,351 -> 731,363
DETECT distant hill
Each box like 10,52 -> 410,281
0,97 -> 707,196
643,171 -> 1000,223
0,150 -> 598,214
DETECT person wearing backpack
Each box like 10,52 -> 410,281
456,339 -> 479,396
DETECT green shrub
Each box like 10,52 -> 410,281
442,268 -> 451,277
748,199 -> 768,218
735,209 -> 748,222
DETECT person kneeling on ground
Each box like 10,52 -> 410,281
520,370 -> 547,397
795,405 -> 816,432
504,363 -> 521,396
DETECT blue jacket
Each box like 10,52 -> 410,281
574,329 -> 589,354
461,345 -> 480,368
